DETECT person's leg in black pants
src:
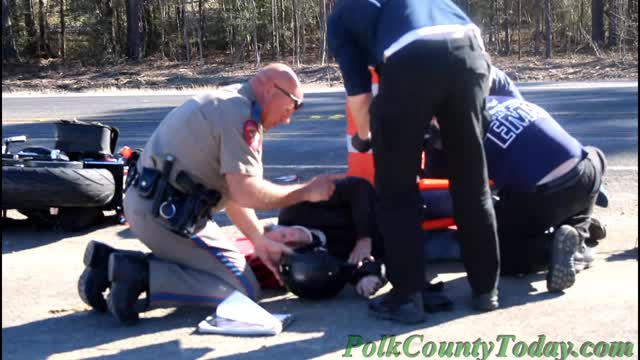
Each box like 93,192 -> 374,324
436,35 -> 500,308
497,154 -> 601,276
369,41 -> 451,323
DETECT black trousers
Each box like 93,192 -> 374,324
371,34 -> 499,296
497,147 -> 606,274
278,177 -> 384,261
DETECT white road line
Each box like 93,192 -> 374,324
609,166 -> 638,171
1,87 -> 345,98
2,81 -> 636,98
265,165 -> 637,170
264,165 -> 348,169
518,81 -> 638,90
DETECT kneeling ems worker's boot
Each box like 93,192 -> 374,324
547,225 -> 579,292
107,252 -> 149,325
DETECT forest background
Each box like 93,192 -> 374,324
2,0 -> 637,92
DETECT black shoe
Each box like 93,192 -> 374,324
420,281 -> 453,313
369,289 -> 426,324
77,241 -> 116,312
472,290 -> 499,311
107,252 -> 149,325
586,217 -> 607,246
547,225 -> 579,292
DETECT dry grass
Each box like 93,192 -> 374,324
2,53 -> 636,95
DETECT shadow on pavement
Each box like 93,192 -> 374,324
82,340 -> 211,360
115,226 -> 138,240
606,247 -> 639,262
2,307 -> 213,359
1,261 -> 567,359
2,215 -> 121,254
212,264 -> 563,360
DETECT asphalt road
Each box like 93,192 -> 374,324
3,81 -> 637,224
2,81 -> 638,169
2,82 -> 638,360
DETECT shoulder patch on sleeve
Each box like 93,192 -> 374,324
243,120 -> 262,154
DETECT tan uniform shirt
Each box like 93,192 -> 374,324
139,82 -> 263,213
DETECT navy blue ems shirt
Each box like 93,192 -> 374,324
484,96 -> 586,191
327,0 -> 474,96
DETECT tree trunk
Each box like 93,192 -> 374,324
489,0 -> 495,49
495,0 -> 500,51
300,0 -> 306,60
579,0 -> 584,44
159,0 -> 165,58
198,0 -> 204,59
544,0 -> 552,58
628,0 -> 637,47
59,0 -> 64,59
21,0 -> 36,57
607,0 -> 619,47
114,0 -> 124,56
37,0 -> 52,57
104,0 -> 117,56
181,0 -> 190,62
126,0 -> 141,61
292,0 -> 299,66
141,0 -> 153,57
592,0 -> 605,44
280,0 -> 285,54
503,0 -> 511,55
271,0 -> 279,58
319,0 -> 327,64
533,0 -> 541,55
227,0 -> 236,59
250,0 -> 259,67
2,0 -> 20,62
517,0 -> 521,59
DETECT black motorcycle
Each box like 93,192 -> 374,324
2,119 -> 130,230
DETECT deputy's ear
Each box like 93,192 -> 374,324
264,84 -> 275,100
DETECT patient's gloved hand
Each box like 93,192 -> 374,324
355,275 -> 384,298
351,134 -> 372,153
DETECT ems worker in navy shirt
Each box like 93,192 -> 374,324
328,0 -> 501,323
424,96 -> 607,292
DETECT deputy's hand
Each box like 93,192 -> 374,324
303,174 -> 344,202
347,238 -> 373,264
351,134 -> 372,153
253,236 -> 293,285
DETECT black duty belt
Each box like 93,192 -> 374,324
132,154 -> 221,237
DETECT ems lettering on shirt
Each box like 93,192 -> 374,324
243,120 -> 262,155
485,97 -> 549,149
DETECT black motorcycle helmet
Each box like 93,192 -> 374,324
279,244 -> 351,300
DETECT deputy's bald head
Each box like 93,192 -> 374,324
250,63 -> 304,131
253,63 -> 301,90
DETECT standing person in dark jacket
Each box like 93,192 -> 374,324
328,0 -> 500,323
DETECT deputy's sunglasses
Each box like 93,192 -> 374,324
274,83 -> 303,110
